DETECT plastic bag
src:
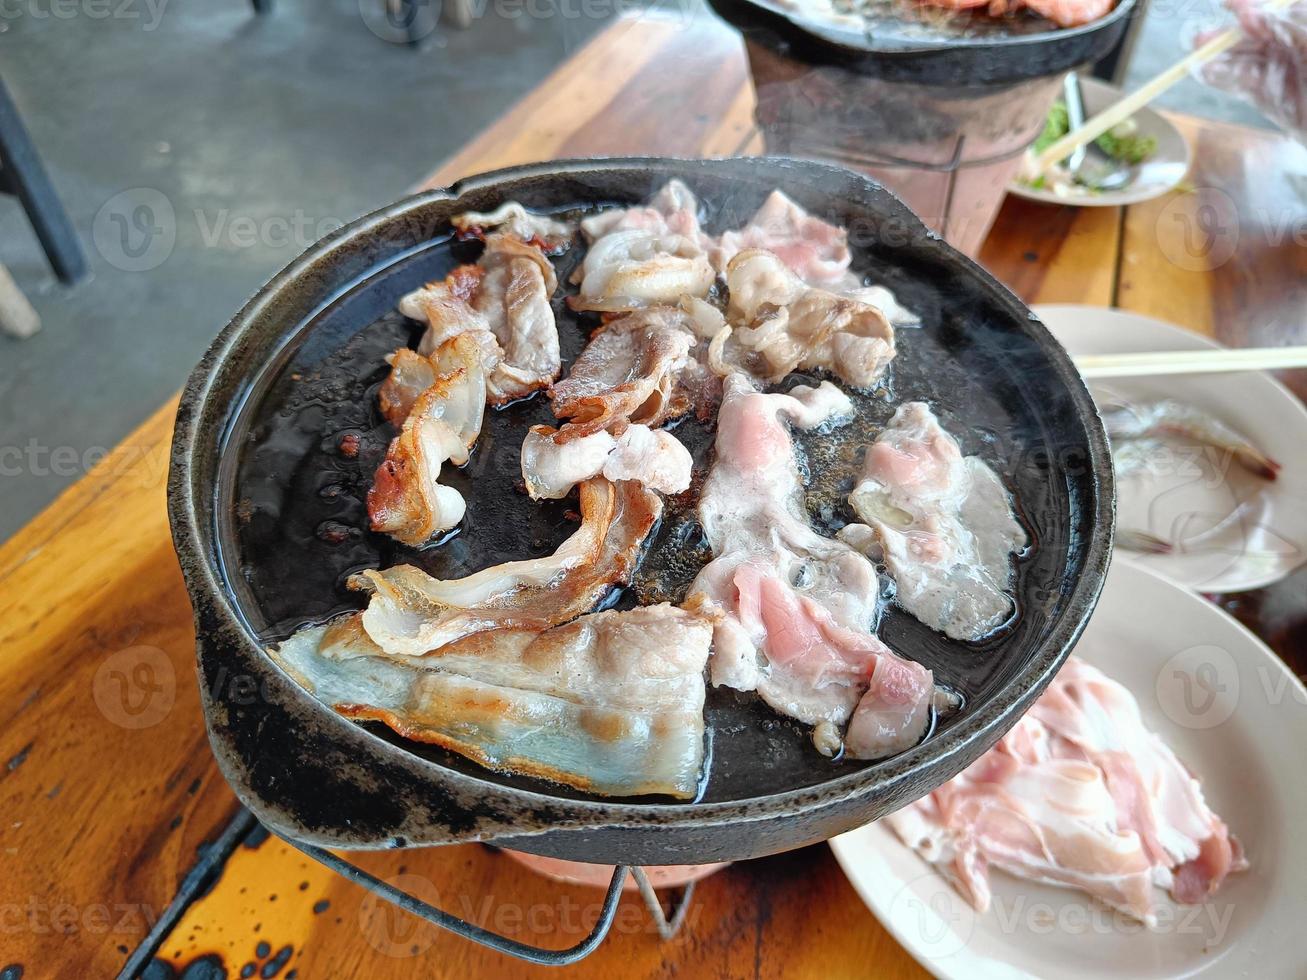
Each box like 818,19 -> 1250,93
1193,0 -> 1307,144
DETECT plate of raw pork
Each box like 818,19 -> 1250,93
830,558 -> 1307,979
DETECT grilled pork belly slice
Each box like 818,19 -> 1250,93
685,373 -> 941,759
841,284 -> 921,329
367,334 -> 486,547
718,249 -> 896,388
399,233 -> 560,405
579,179 -> 710,244
357,478 -> 661,658
572,181 -> 715,314
886,657 -> 1245,925
713,189 -> 852,286
521,423 -> 692,500
451,202 -> 575,252
549,307 -> 702,439
571,228 -> 715,314
842,401 -> 1026,642
269,604 -> 712,798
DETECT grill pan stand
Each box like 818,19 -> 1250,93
285,834 -> 694,966
169,158 -> 1114,965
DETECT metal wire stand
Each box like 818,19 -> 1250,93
281,833 -> 698,966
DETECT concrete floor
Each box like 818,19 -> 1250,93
0,0 -> 616,542
0,0 -> 1279,543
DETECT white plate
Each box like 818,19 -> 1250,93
829,560 -> 1307,980
1008,77 -> 1191,208
1035,304 -> 1307,593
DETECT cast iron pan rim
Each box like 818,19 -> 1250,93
726,0 -> 1134,52
168,156 -> 1114,836
710,0 -> 1138,55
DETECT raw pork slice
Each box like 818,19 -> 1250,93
885,657 -> 1245,925
843,401 -> 1026,641
713,189 -> 852,285
685,373 -> 945,759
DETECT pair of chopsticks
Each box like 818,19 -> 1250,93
1072,345 -> 1307,378
1035,0 -> 1301,172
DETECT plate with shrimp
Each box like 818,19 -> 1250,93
1036,304 -> 1307,592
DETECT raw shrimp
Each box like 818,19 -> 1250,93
1100,397 -> 1280,481
1115,528 -> 1174,554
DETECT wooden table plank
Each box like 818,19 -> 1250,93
421,11 -> 754,190
979,199 -> 1122,307
0,399 -> 242,977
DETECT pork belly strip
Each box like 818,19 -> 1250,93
357,478 -> 662,658
547,306 -> 707,439
368,334 -> 486,547
521,423 -> 693,500
842,401 -> 1026,642
398,233 -> 561,405
712,189 -> 852,286
718,248 -> 896,388
450,201 -> 576,253
571,180 -> 715,314
685,372 -> 942,759
885,657 -> 1245,925
269,604 -> 712,798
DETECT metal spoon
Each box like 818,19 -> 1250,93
1063,73 -> 1132,192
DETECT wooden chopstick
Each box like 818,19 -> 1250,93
1034,0 -> 1300,172
1072,345 -> 1307,378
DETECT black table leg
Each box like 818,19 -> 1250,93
252,0 -> 272,13
0,77 -> 88,285
403,0 -> 425,47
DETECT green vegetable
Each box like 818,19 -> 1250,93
1032,102 -> 1070,156
1031,101 -> 1157,165
1095,127 -> 1158,165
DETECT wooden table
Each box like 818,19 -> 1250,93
3,12 -> 1305,980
